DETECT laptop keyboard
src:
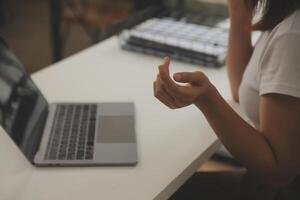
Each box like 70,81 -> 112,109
44,104 -> 97,161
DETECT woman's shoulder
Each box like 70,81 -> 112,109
260,9 -> 300,55
289,9 -> 300,33
271,9 -> 300,39
257,10 -> 300,78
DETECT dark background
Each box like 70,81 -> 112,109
0,0 -> 225,73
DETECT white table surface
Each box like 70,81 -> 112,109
0,36 -> 234,200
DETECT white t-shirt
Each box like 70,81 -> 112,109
238,9 -> 300,129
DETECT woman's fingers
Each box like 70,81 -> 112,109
158,58 -> 182,97
153,77 -> 177,109
157,58 -> 190,104
174,71 -> 207,85
154,57 -> 208,109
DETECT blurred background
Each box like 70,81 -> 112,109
0,0 -> 227,73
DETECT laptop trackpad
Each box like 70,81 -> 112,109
97,116 -> 135,143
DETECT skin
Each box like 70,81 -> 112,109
227,0 -> 253,102
153,0 -> 300,187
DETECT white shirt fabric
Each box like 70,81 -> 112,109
238,9 -> 300,129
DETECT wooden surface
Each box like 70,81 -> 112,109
199,159 -> 244,172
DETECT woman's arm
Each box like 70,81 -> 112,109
154,57 -> 300,186
227,0 -> 254,102
196,88 -> 300,186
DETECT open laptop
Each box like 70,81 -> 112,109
0,39 -> 137,166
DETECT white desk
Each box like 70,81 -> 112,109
0,37 -> 234,200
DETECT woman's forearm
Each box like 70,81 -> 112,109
155,56 -> 295,186
195,87 -> 285,185
227,2 -> 254,102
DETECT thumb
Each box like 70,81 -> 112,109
173,72 -> 206,85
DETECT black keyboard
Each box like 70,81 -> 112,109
44,104 -> 97,160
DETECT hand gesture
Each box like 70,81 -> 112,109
153,57 -> 215,109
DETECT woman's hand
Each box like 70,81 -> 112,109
153,57 -> 216,109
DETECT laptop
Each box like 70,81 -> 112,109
0,39 -> 138,166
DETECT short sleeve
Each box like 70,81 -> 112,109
259,33 -> 300,98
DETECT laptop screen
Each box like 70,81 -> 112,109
0,39 -> 48,163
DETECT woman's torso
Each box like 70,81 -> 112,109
239,9 -> 300,129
